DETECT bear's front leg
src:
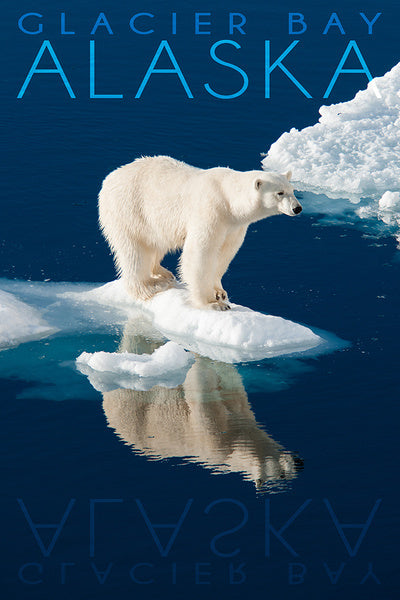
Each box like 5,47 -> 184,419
213,225 -> 248,307
213,286 -> 230,310
211,297 -> 231,311
179,230 -> 231,311
214,281 -> 229,304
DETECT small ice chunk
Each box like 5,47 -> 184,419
76,341 -> 194,392
0,290 -> 56,349
77,341 -> 192,378
355,190 -> 400,237
379,191 -> 400,210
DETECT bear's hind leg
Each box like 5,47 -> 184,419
152,252 -> 176,282
116,241 -> 171,301
153,264 -> 175,280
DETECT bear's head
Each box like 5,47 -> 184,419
254,170 -> 302,218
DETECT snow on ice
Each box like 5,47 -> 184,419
69,280 -> 322,362
262,62 -> 400,242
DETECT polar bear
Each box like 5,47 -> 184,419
98,156 -> 301,310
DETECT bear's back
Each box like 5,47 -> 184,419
131,155 -> 201,181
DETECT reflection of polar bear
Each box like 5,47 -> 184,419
98,156 -> 302,310
101,334 -> 303,490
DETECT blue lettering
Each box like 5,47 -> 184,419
265,499 -> 312,557
91,562 -> 114,584
229,563 -> 246,584
360,12 -> 382,34
324,498 -> 381,555
18,13 -> 43,35
323,562 -> 346,584
195,13 -> 211,35
129,563 -> 154,584
60,13 -> 75,35
89,499 -> 123,557
18,563 -> 43,585
289,13 -> 307,34
129,13 -> 155,35
324,41 -> 373,98
360,563 -> 381,584
136,498 -> 193,556
205,499 -> 248,557
135,41 -> 193,99
60,563 -> 75,585
229,13 -> 246,35
90,41 -> 123,98
205,40 -> 248,99
91,12 -> 113,35
323,13 -> 345,35
195,563 -> 212,585
17,498 -> 76,555
265,41 -> 312,98
288,563 -> 306,585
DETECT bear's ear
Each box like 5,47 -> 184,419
285,170 -> 292,181
254,179 -> 263,191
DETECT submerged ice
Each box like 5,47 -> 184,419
262,62 -> 400,242
0,289 -> 56,349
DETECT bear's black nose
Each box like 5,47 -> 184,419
293,206 -> 302,215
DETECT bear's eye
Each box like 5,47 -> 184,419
277,191 -> 284,196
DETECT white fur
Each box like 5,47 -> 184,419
98,156 -> 301,310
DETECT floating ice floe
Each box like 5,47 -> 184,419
0,278 -> 325,361
76,341 -> 194,392
68,280 -> 323,362
262,62 -> 400,243
356,191 -> 400,233
0,278 -> 139,341
0,289 -> 56,350
0,279 -> 343,399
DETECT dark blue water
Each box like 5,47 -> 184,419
1,0 -> 399,598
